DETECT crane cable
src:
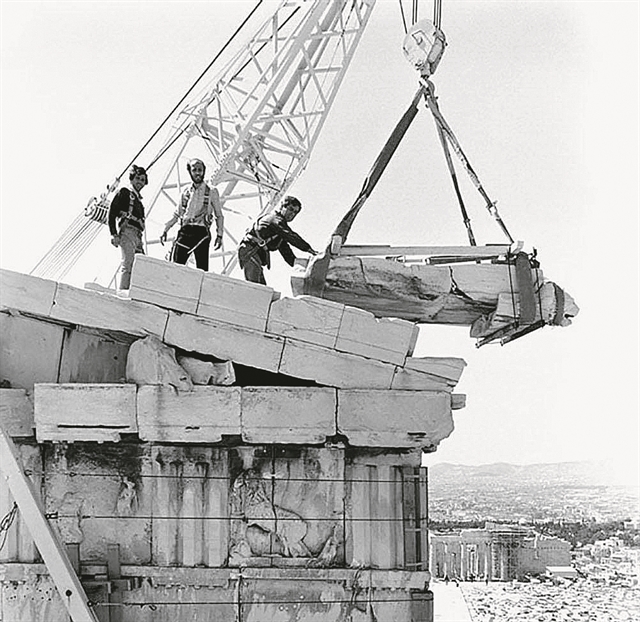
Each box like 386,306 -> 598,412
119,0 -> 265,177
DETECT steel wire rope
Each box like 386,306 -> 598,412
398,0 -> 409,34
89,596 -> 430,609
31,1 -> 265,280
117,0 -> 265,178
47,513 -> 411,523
36,469 -> 424,485
31,212 -> 89,276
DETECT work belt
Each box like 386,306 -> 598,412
119,214 -> 144,232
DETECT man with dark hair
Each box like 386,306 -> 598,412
238,195 -> 317,285
160,158 -> 223,271
108,165 -> 148,290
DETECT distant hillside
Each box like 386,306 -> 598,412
429,461 -> 613,486
426,461 -> 639,522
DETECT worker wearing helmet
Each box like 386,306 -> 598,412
160,158 -> 224,271
108,165 -> 148,290
238,196 -> 317,285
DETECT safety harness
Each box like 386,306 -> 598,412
118,189 -> 145,232
180,185 -> 212,227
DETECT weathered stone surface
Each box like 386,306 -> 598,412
164,312 -> 285,374
0,269 -> 57,317
137,386 -> 241,442
177,355 -> 235,386
0,389 -> 34,437
0,444 -> 41,563
279,339 -> 395,389
150,446 -> 229,567
404,356 -> 466,383
58,329 -> 130,384
126,335 -> 193,391
0,312 -> 65,391
240,387 -> 336,444
34,383 -> 137,442
42,443 -> 152,566
337,390 -> 453,448
336,306 -> 419,365
129,255 -> 203,313
229,446 -> 344,567
51,283 -> 169,338
198,270 -> 275,331
266,295 -> 344,348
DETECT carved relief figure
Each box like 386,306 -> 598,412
230,468 -> 311,560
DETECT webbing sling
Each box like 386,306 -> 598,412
303,86 -> 425,297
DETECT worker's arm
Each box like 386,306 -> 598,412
280,224 -> 316,255
160,193 -> 185,244
210,186 -> 224,250
108,188 -> 128,245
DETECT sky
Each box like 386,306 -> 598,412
1,1 -> 638,485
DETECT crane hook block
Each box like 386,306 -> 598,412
402,19 -> 446,78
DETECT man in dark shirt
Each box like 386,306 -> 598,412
108,165 -> 148,290
238,196 -> 317,285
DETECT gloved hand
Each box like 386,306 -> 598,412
159,231 -> 167,245
213,234 -> 223,250
111,234 -> 120,248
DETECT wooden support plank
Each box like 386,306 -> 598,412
164,311 -> 285,374
129,255 -> 203,314
136,386 -> 241,443
0,427 -> 100,622
0,388 -> 34,437
198,270 -> 276,331
339,244 -> 512,258
51,283 -> 169,338
336,307 -> 419,366
240,387 -> 336,444
279,339 -> 395,389
337,390 -> 453,449
34,384 -> 137,443
266,295 -> 344,348
0,312 -> 65,391
514,252 -> 537,323
0,269 -> 57,317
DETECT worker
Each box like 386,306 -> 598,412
159,158 -> 224,271
237,195 -> 317,285
108,164 -> 148,290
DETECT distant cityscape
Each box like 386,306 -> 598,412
427,461 -> 639,523
427,461 -> 639,620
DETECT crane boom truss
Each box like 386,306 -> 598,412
31,0 -> 377,282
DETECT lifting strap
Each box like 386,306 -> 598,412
421,78 -> 514,243
303,86 -> 425,296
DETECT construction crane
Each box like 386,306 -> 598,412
31,0 -> 379,283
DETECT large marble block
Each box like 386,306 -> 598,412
129,255 -> 203,313
240,387 -> 337,444
337,389 -> 453,449
137,385 -> 241,442
266,295 -> 344,348
198,271 -> 275,331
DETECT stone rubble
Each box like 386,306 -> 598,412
460,580 -> 639,622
